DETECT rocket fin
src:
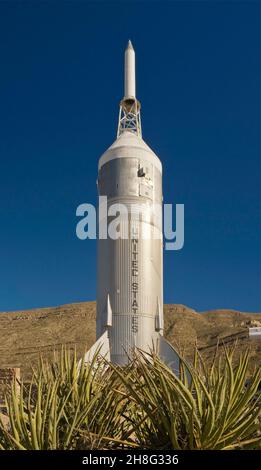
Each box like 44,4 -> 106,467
155,296 -> 164,333
83,330 -> 110,365
158,335 -> 180,376
106,294 -> 112,327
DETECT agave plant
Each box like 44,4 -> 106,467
0,348 -> 135,450
112,348 -> 261,450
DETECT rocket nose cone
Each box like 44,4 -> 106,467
127,39 -> 134,50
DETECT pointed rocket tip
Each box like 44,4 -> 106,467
127,39 -> 134,50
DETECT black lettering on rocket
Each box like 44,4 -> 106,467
131,229 -> 139,331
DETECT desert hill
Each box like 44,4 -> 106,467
0,302 -> 260,379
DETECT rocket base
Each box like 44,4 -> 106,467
83,332 -> 180,376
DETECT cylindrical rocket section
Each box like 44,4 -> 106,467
124,40 -> 136,99
97,131 -> 163,365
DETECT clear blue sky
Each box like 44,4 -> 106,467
0,1 -> 260,312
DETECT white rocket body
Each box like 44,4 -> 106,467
85,41 -> 179,373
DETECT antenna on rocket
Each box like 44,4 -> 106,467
117,40 -> 142,138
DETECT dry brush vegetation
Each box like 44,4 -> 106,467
0,302 -> 260,380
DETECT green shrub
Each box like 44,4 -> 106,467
113,349 -> 261,449
0,348 -> 134,450
0,347 -> 260,450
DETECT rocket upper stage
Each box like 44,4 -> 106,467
124,40 -> 136,99
118,40 -> 141,137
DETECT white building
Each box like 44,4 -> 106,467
249,327 -> 261,339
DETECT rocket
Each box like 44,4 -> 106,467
85,41 -> 179,373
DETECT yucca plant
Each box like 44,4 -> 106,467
112,348 -> 261,449
0,348 -> 135,450
0,346 -> 260,450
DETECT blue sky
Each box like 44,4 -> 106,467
0,1 -> 260,312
